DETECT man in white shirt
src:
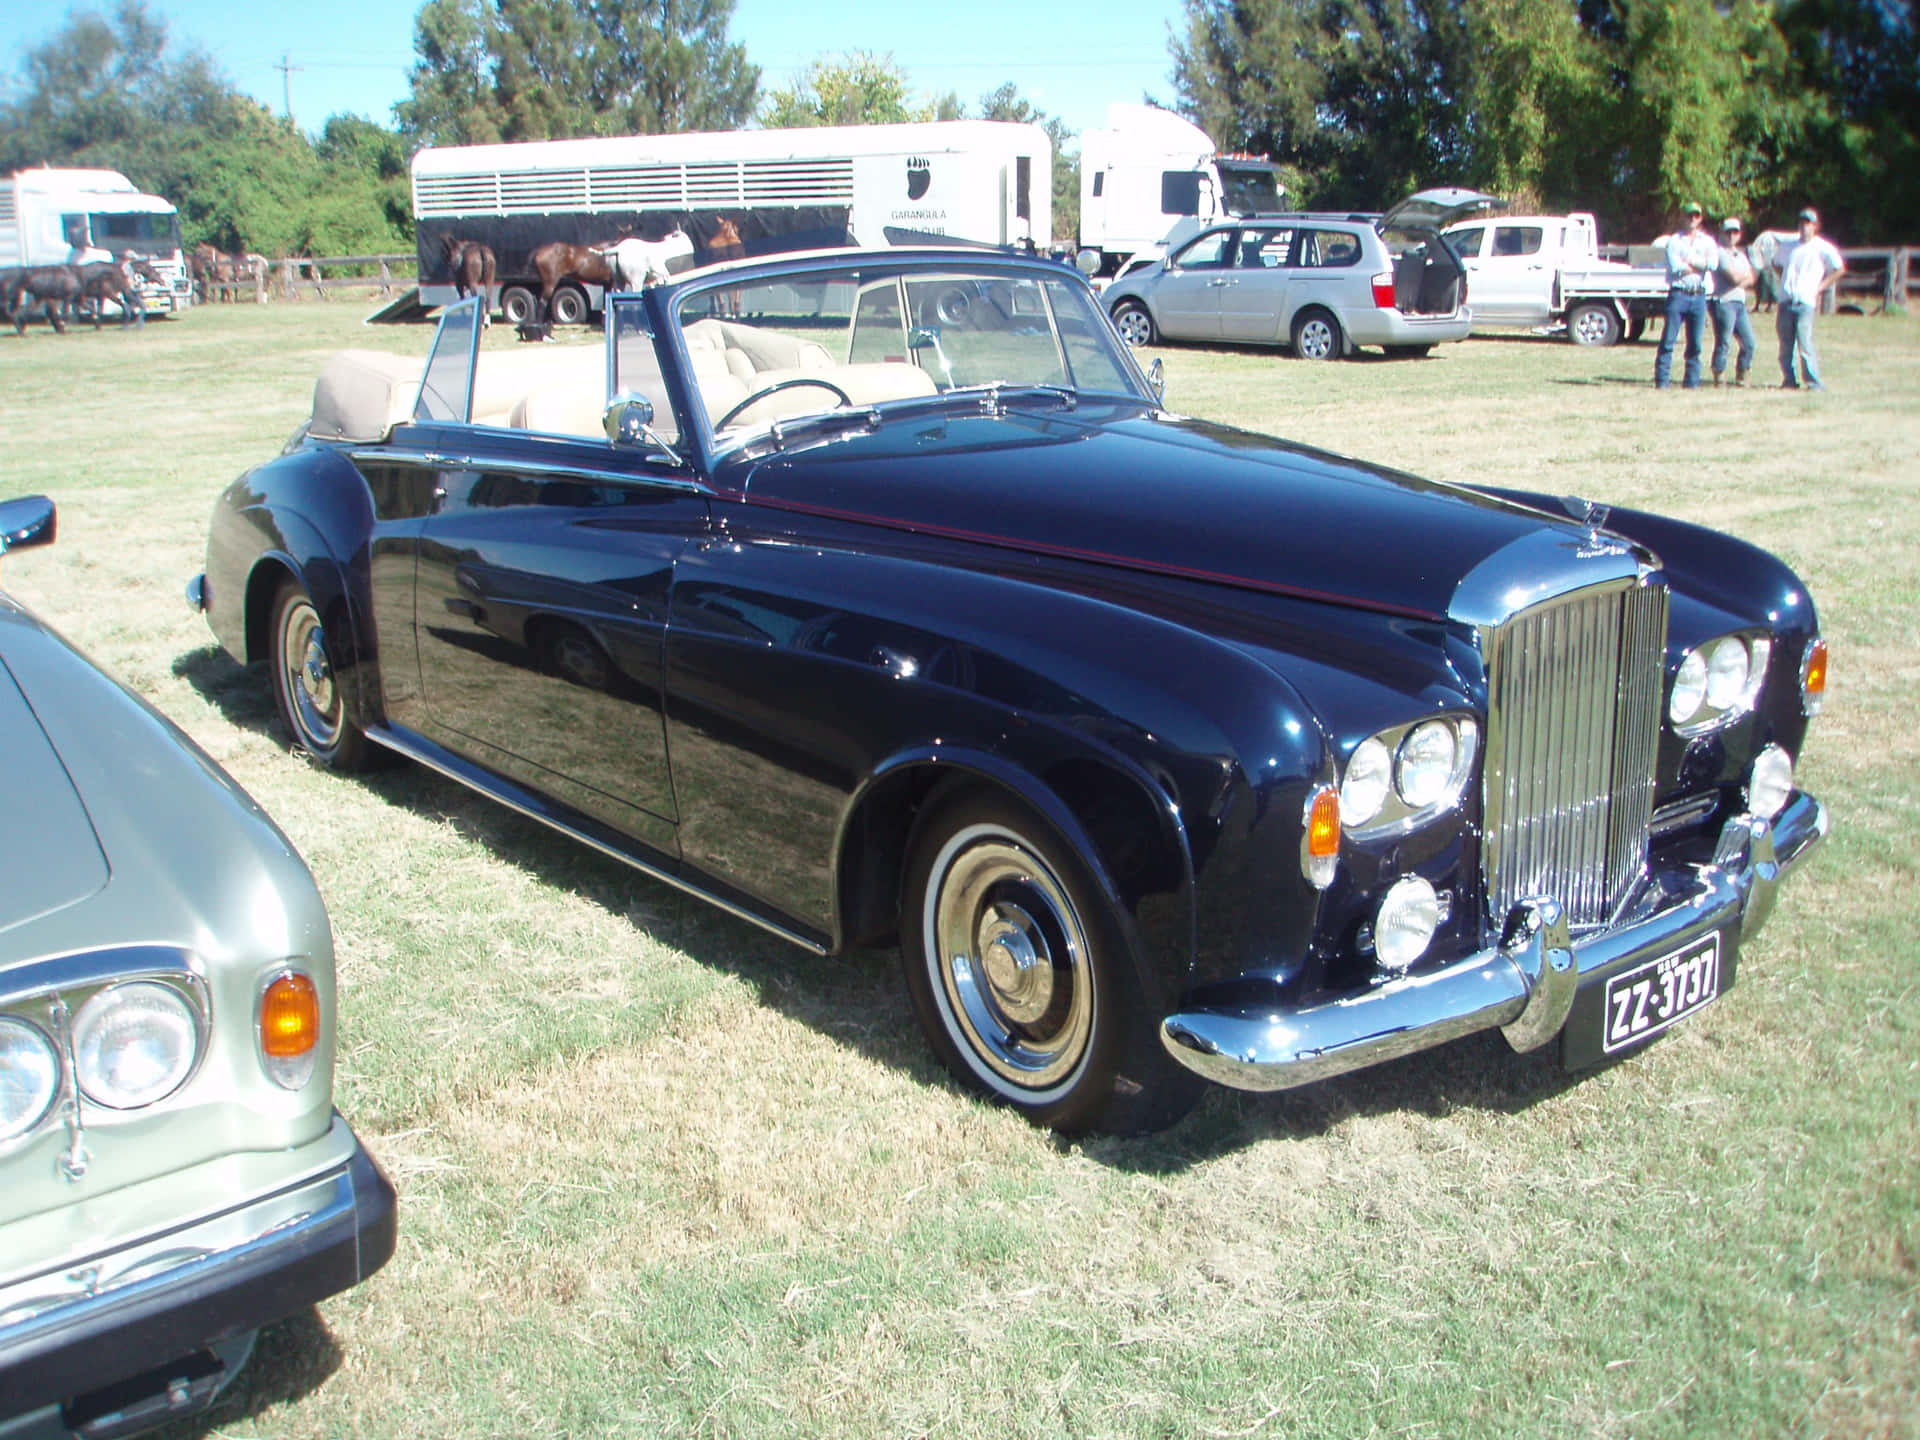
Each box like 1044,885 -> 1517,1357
1655,201 -> 1718,389
1772,207 -> 1845,390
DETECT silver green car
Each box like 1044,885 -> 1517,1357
0,497 -> 394,1439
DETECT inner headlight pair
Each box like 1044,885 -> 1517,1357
1340,716 -> 1479,837
0,981 -> 204,1144
1670,633 -> 1770,735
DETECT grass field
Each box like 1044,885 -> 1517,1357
2,301 -> 1915,1439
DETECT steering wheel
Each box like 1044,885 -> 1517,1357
714,377 -> 854,431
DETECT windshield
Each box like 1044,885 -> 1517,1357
1218,162 -> 1282,218
86,210 -> 181,254
671,261 -> 1147,448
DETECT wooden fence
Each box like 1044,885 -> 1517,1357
266,254 -> 419,301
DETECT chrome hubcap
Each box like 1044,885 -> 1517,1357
1300,321 -> 1333,358
928,828 -> 1093,1091
282,601 -> 339,748
1116,309 -> 1150,346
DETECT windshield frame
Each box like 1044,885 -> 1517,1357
651,251 -> 1159,469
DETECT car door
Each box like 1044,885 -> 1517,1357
374,298 -> 704,856
1217,226 -> 1296,342
1460,222 -> 1555,325
1149,228 -> 1236,339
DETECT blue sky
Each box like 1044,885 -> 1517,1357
10,0 -> 1191,140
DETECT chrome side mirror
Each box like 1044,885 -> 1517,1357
1147,358 -> 1165,406
0,495 -> 56,557
603,392 -> 682,463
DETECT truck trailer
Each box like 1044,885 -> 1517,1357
0,168 -> 191,316
410,120 -> 1053,324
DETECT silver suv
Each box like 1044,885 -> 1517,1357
1103,188 -> 1499,360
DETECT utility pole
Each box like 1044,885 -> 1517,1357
274,52 -> 304,122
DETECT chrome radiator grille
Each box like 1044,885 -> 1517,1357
1481,579 -> 1668,929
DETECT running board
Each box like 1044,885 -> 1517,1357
364,724 -> 829,957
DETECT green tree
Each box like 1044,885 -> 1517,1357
759,50 -> 929,128
398,0 -> 759,146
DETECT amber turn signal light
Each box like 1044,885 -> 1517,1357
1801,638 -> 1828,715
1301,784 -> 1341,890
259,972 -> 319,1058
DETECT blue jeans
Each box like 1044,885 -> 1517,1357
1656,289 -> 1707,387
1710,298 -> 1754,380
1776,300 -> 1823,388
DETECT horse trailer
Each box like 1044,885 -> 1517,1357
409,120 -> 1053,324
0,168 -> 191,315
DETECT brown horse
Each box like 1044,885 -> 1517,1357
190,243 -> 265,302
529,241 -> 619,324
441,235 -> 497,318
6,265 -> 82,334
707,217 -> 746,317
76,257 -> 148,328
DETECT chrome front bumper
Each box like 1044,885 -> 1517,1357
1160,793 -> 1829,1092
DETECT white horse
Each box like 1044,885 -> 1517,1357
597,228 -> 694,292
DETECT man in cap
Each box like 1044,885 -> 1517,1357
1655,201 -> 1718,389
1710,216 -> 1756,385
1771,207 -> 1845,389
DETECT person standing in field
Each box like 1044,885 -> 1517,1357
1655,201 -> 1717,389
1710,217 -> 1756,386
1773,207 -> 1845,390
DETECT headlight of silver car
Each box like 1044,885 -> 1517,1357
1341,716 -> 1479,838
72,981 -> 202,1110
1670,632 -> 1771,735
0,1016 -> 61,1142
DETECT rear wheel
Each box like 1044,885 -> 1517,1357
1290,307 -> 1344,360
901,790 -> 1201,1134
550,284 -> 590,327
1568,301 -> 1623,347
270,579 -> 377,771
499,286 -> 536,326
1626,315 -> 1649,343
1110,300 -> 1156,348
1385,343 -> 1433,359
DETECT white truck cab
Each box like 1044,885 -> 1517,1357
1076,105 -> 1283,279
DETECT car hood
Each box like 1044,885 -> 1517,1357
0,599 -> 329,969
727,400 -> 1614,622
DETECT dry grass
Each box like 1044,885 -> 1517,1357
2,301 -> 1915,1439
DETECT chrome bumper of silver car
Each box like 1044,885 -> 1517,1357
1160,792 -> 1829,1092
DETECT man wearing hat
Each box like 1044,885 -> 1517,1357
1772,207 -> 1845,389
1655,201 -> 1718,389
1710,216 -> 1757,385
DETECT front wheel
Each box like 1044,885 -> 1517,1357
1110,300 -> 1156,348
1290,307 -> 1344,360
1567,301 -> 1623,346
270,579 -> 378,770
900,791 -> 1201,1134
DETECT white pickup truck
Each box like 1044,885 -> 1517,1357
1441,211 -> 1670,345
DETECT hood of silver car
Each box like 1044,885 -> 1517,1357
0,646 -> 108,934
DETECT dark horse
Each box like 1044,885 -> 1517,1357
77,256 -> 159,328
6,265 -> 83,334
528,241 -> 619,324
441,235 -> 497,319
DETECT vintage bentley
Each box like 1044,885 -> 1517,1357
1,496 -> 394,1438
192,250 -> 1828,1134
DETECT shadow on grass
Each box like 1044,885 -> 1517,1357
177,642 -> 1623,1175
151,1308 -> 343,1440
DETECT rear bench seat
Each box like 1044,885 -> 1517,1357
308,322 -> 936,447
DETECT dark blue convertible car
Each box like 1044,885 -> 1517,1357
192,249 -> 1829,1133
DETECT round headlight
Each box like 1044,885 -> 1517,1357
1341,737 -> 1392,828
1670,648 -> 1708,726
0,1018 -> 60,1143
1375,876 -> 1440,972
1748,744 -> 1794,819
72,982 -> 198,1110
1705,637 -> 1750,710
1396,721 -> 1458,809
